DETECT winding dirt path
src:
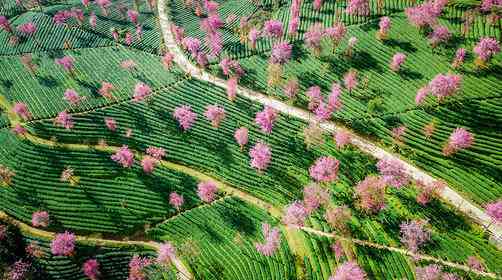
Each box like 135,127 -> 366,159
156,0 -> 502,248
0,211 -> 193,280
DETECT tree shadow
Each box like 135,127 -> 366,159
399,68 -> 424,80
383,38 -> 418,53
36,75 -> 59,88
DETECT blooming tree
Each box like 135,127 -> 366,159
329,261 -> 367,280
12,102 -> 32,120
64,89 -> 83,105
204,105 -> 226,128
263,20 -> 283,39
99,81 -> 114,98
343,70 -> 358,92
377,17 -> 391,40
442,127 -> 474,156
83,259 -> 100,280
157,242 -> 176,264
6,260 -> 30,280
146,147 -> 166,160
255,106 -> 278,134
473,37 -> 500,68
283,78 -> 299,100
127,255 -> 151,280
376,158 -> 409,188
255,223 -> 281,256
304,23 -> 324,56
234,127 -> 248,150
485,199 -> 502,224
400,220 -> 431,254
54,111 -> 74,130
355,175 -> 387,213
51,231 -> 76,256
55,56 -> 75,72
141,156 -> 158,173
389,53 -> 406,72
111,146 -> 134,168
282,201 -> 308,227
325,23 -> 347,52
415,264 -> 442,280
32,211 -> 49,228
105,117 -> 117,131
303,184 -> 331,213
173,105 -> 197,131
467,256 -> 485,272
197,181 -> 218,203
428,25 -> 451,47
346,0 -> 370,16
416,180 -> 446,205
325,205 -> 352,233
309,156 -> 340,183
133,82 -> 152,102
249,142 -> 272,171
334,130 -> 351,149
451,48 -> 466,69
169,192 -> 184,211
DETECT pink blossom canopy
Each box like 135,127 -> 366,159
249,142 -> 272,171
473,37 -> 500,62
12,102 -> 31,120
234,127 -> 249,148
51,231 -> 76,256
400,220 -> 431,253
443,127 -> 474,156
485,199 -> 502,223
169,192 -> 184,210
309,156 -> 340,183
111,146 -> 134,168
355,175 -> 387,213
255,106 -> 278,134
204,105 -> 226,128
32,211 -> 49,228
376,158 -> 409,188
83,259 -> 100,280
270,42 -> 292,64
263,20 -> 283,39
133,82 -> 152,102
173,105 -> 197,131
157,242 -> 176,264
54,111 -> 74,130
282,201 -> 308,227
55,56 -> 75,72
389,53 -> 406,72
329,261 -> 367,280
197,181 -> 218,203
255,223 -> 281,256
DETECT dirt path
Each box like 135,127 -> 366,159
156,0 -> 501,247
299,226 -> 498,279
0,211 -> 193,280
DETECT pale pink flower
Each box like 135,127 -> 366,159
54,111 -> 74,130
89,12 -> 97,29
428,25 -> 451,47
105,117 -> 117,131
329,261 -> 366,280
473,37 -> 500,64
415,86 -> 429,105
17,22 -> 36,36
169,192 -> 184,211
121,59 -> 137,71
392,125 -> 406,142
227,76 -> 238,101
307,86 -> 322,111
355,176 -> 387,213
32,211 -> 49,227
248,28 -> 260,49
270,42 -> 292,64
346,0 -> 370,16
83,259 -> 100,280
467,256 -> 485,272
325,23 -> 347,43
99,81 -> 114,98
343,70 -> 358,91
443,127 -> 474,156
314,0 -> 324,10
197,181 -> 217,203
415,264 -> 442,280
173,105 -> 197,131
157,242 -> 176,264
128,255 -> 151,280
162,52 -> 174,70
400,220 -> 431,253
64,89 -> 82,105
204,105 -> 225,128
128,9 -> 139,25
378,17 -> 391,39
328,83 -> 343,111
390,53 -> 406,72
249,142 -> 272,171
331,240 -> 344,260
485,199 -> 502,223
234,127 -> 248,150
0,15 -> 12,33
12,102 -> 31,120
255,223 -> 281,256
51,231 -> 76,256
335,130 -> 351,149
263,20 -> 283,39
283,79 -> 299,99
325,205 -> 352,232
376,158 -> 409,188
141,156 -> 158,173
309,156 -> 340,183
451,48 -> 466,68
146,147 -> 166,160
282,201 -> 308,227
255,106 -> 278,134
111,146 -> 134,168
124,32 -> 133,45
55,56 -> 75,72
303,184 -> 330,213
11,124 -> 27,136
133,82 -> 152,102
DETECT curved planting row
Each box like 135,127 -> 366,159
148,197 -> 296,280
0,130 -> 206,234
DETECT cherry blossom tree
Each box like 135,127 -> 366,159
197,181 -> 218,203
268,42 -> 292,85
0,15 -> 13,33
303,184 -> 330,213
96,0 -> 111,15
415,264 -> 442,280
400,220 -> 431,254
111,146 -> 134,168
6,260 -> 30,280
133,82 -> 152,102
20,54 -> 37,74
104,117 -> 117,132
473,37 -> 500,68
227,76 -> 238,101
83,259 -> 100,280
55,56 -> 75,72
304,23 -> 324,56
157,242 -> 176,264
89,12 -> 97,29
11,124 -> 27,136
146,147 -> 166,160
12,102 -> 32,120
389,53 -> 406,72
377,17 -> 391,40
263,20 -> 283,40
442,127 -> 474,156
173,105 -> 197,131
282,201 -> 308,227
127,255 -> 151,280
416,180 -> 446,205
325,205 -> 352,233
467,256 -> 485,272
392,125 -> 406,142
255,106 -> 278,134
283,78 -> 299,100
405,0 -> 444,29
249,142 -> 272,171
325,23 -> 347,53
355,175 -> 387,213
31,211 -> 49,228
329,261 -> 367,280
376,158 -> 409,188
169,192 -> 184,211
451,48 -> 466,69
51,231 -> 76,256
255,223 -> 281,256
141,156 -> 158,173
331,240 -> 345,260
345,36 -> 358,57
314,0 -> 324,10
309,156 -> 340,183
334,130 -> 351,149
485,199 -> 502,224
428,25 -> 451,47
99,81 -> 114,98
204,105 -> 226,128
234,127 -> 248,150
346,0 -> 370,16
54,111 -> 74,130
64,89 -> 83,105
17,22 -> 37,37
343,70 -> 358,92
248,28 -> 260,49
415,86 -> 430,105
